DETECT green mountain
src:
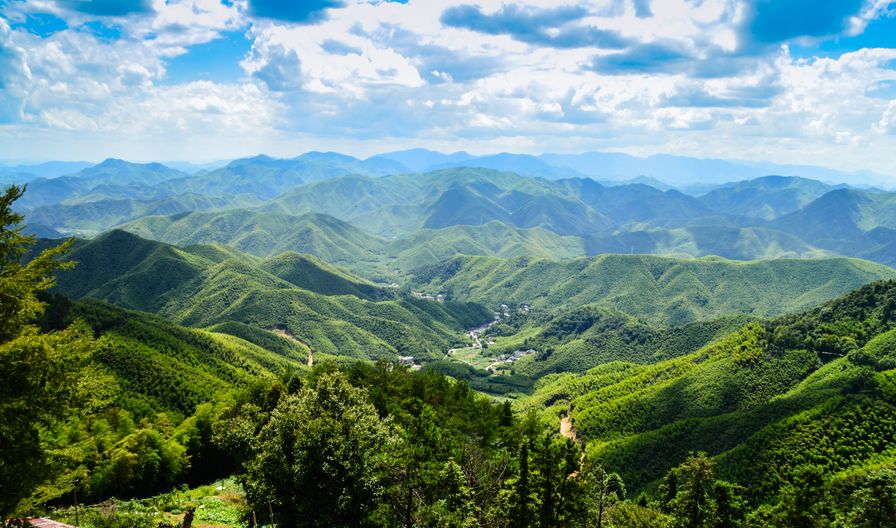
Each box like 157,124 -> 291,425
71,158 -> 188,186
489,307 -> 752,377
698,175 -> 837,220
53,230 -> 489,360
553,178 -> 715,228
259,252 -> 389,300
62,298 -> 308,414
13,159 -> 189,210
582,225 -> 831,260
264,168 -> 610,236
121,209 -> 584,274
157,152 -> 409,200
25,193 -> 262,235
120,209 -> 387,270
390,221 -> 584,270
517,280 -> 896,499
412,253 -> 896,326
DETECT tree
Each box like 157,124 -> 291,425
0,185 -> 95,516
0,185 -> 73,342
425,458 -> 478,528
241,371 -> 402,528
775,465 -> 831,528
584,461 -> 626,528
835,468 -> 896,528
665,454 -> 717,528
713,480 -> 746,528
509,440 -> 535,528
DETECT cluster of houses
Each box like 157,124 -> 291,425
398,355 -> 421,370
412,291 -> 445,302
498,303 -> 531,317
496,349 -> 536,364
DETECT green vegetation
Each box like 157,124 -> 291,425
515,279 -> 896,508
413,253 -> 896,326
0,185 -> 91,514
492,307 -> 752,377
121,209 -> 388,272
49,230 -> 490,362
7,176 -> 896,527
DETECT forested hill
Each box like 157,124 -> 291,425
49,230 -> 491,361
519,279 -> 896,500
411,254 -> 896,325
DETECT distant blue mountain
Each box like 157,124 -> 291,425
539,152 -> 891,187
369,148 -> 473,172
0,160 -> 93,179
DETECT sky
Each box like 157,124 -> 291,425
1,0 -> 895,176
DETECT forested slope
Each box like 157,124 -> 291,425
413,254 -> 896,325
518,280 -> 896,500
51,230 -> 490,360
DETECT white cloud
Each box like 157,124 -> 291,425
0,0 -> 895,177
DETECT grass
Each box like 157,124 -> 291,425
49,479 -> 248,528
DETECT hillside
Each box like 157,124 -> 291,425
697,175 -> 837,220
16,159 -> 896,270
58,298 -> 309,413
120,209 -> 388,270
52,230 -> 489,360
582,225 -> 831,260
411,253 -> 896,326
156,152 -> 408,200
25,193 -> 263,235
516,280 -> 896,500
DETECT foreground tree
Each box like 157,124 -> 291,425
0,185 -> 95,516
583,461 -> 626,528
661,453 -> 746,528
839,468 -> 896,528
242,371 -> 402,527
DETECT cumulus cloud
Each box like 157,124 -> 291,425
1,0 -> 896,175
879,100 -> 896,134
248,43 -> 303,91
440,4 -> 630,49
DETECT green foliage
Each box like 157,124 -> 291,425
413,254 -> 896,326
513,280 -> 896,509
242,372 -> 400,527
0,185 -> 74,341
0,185 -> 98,516
49,230 -> 491,362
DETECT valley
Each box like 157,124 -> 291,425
4,153 -> 896,527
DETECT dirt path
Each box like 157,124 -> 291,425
270,327 -> 314,367
560,414 -> 577,442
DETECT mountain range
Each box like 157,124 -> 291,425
10,152 -> 896,523
10,152 -> 896,276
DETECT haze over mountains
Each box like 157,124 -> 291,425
11,150 -> 896,276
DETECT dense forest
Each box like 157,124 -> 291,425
3,177 -> 896,528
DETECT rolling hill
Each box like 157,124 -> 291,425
582,225 -> 831,260
120,209 -> 387,270
516,280 -> 896,500
411,253 -> 896,326
697,175 -> 838,220
11,154 -> 896,272
156,151 -> 409,200
52,230 -> 490,360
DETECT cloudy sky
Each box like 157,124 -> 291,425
1,0 -> 895,174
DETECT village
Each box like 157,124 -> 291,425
441,302 -> 536,372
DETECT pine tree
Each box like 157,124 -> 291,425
0,185 -> 94,516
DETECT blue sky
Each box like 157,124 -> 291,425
1,0 -> 895,177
